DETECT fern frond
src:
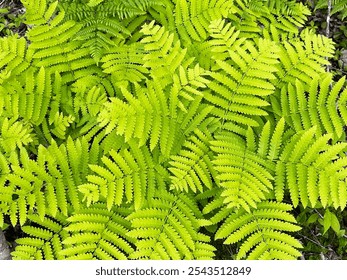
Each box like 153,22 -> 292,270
87,0 -> 105,7
27,16 -> 99,83
140,21 -> 188,86
11,212 -> 68,260
274,30 -> 334,89
206,20 -> 279,128
97,80 -> 175,156
76,18 -> 130,63
169,128 -> 215,193
1,137 -> 93,225
103,0 -> 164,18
274,127 -> 347,209
60,203 -> 135,260
61,0 -> 164,19
173,0 -> 233,45
78,141 -> 167,210
47,112 -> 75,139
211,131 -> 274,212
73,86 -> 107,117
0,118 -> 33,154
272,75 -> 347,140
215,200 -> 302,260
228,0 -> 310,38
0,35 -> 30,75
98,77 -> 211,158
22,0 -> 59,26
1,67 -> 52,125
101,43 -> 149,83
28,21 -> 82,51
127,190 -> 215,260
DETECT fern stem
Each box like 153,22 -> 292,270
0,229 -> 11,260
297,232 -> 325,249
326,0 -> 332,38
330,66 -> 347,75
326,0 -> 332,72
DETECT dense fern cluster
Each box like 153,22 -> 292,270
0,0 -> 346,260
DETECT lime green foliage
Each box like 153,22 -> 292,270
215,201 -> 303,260
1,0 -> 347,260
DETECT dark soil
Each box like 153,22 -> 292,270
0,0 -> 27,36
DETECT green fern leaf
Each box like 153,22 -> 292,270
276,129 -> 347,208
11,213 -> 68,260
101,44 -> 149,83
79,141 -> 167,210
60,203 -> 135,260
274,30 -> 334,89
0,35 -> 30,75
215,200 -> 302,260
211,131 -> 274,212
127,190 -> 215,260
206,20 -> 279,128
169,128 -> 215,193
0,118 -> 33,154
273,75 -> 347,140
22,0 -> 59,25
140,21 -> 188,86
174,0 -> 233,45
